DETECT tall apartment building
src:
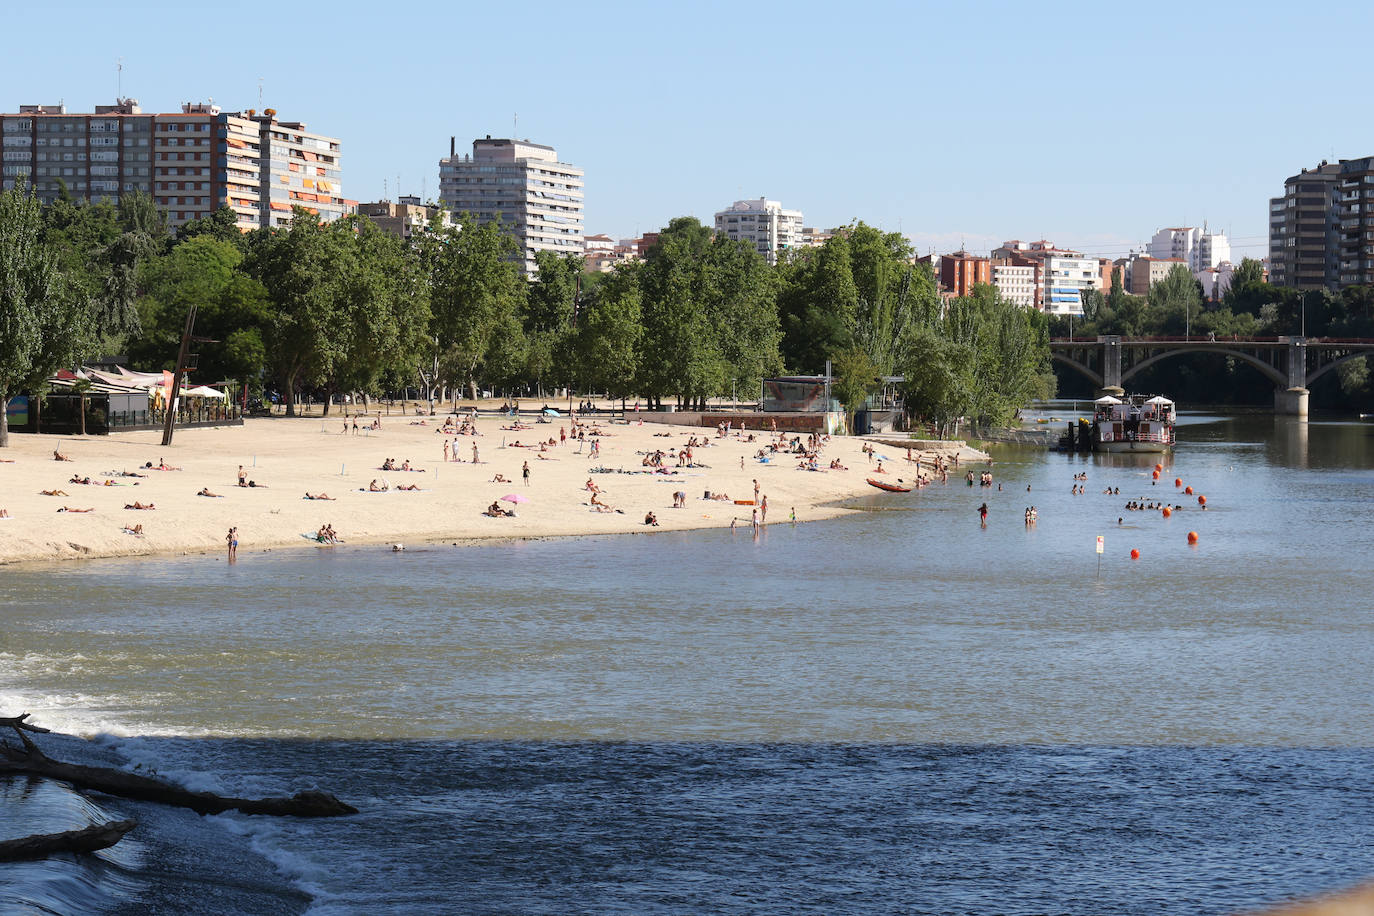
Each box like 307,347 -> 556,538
1268,160 -> 1341,289
938,250 -> 990,298
0,98 -> 345,230
1334,157 -> 1374,287
713,198 -> 804,265
438,136 -> 584,275
1149,226 -> 1231,271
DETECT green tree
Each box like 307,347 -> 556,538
831,345 -> 879,418
571,265 -> 642,398
243,209 -> 355,415
0,184 -> 90,446
524,251 -> 583,394
424,215 -> 527,400
129,236 -> 271,386
638,217 -> 780,408
1147,264 -> 1204,336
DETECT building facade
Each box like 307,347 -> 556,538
1149,226 -> 1231,271
1126,255 -> 1187,296
357,195 -> 453,241
438,136 -> 584,275
1268,160 -> 1341,289
938,250 -> 991,298
713,198 -> 804,265
1335,157 -> 1374,287
992,262 -> 1037,308
991,241 -> 1099,314
0,98 -> 345,230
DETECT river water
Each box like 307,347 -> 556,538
3,412 -> 1373,914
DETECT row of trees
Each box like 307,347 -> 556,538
1,181 -> 1054,445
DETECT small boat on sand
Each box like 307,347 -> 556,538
867,478 -> 911,493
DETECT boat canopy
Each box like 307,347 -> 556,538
1144,396 -> 1175,405
1094,395 -> 1123,405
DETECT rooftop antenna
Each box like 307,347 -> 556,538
383,178 -> 387,199
513,112 -> 518,136
116,57 -> 123,98
258,77 -> 264,107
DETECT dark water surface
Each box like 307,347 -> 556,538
3,413 -> 1373,914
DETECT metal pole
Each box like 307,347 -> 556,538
161,304 -> 197,447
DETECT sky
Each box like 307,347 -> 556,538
7,0 -> 1374,262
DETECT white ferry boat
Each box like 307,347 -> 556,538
1091,394 -> 1175,453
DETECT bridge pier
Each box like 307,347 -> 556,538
1274,386 -> 1309,418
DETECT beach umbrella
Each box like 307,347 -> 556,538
501,493 -> 530,504
543,408 -> 561,416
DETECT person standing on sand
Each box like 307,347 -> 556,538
522,461 -> 531,486
443,440 -> 450,463
238,465 -> 247,487
472,443 -> 479,464
753,479 -> 760,503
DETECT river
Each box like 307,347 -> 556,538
3,412 -> 1373,914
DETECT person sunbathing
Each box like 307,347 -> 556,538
69,476 -> 93,485
40,489 -> 70,497
122,523 -> 144,535
58,506 -> 94,513
644,512 -> 659,526
396,483 -> 420,491
490,473 -> 510,483
197,487 -> 224,497
125,501 -> 156,510
368,479 -> 387,492
381,458 -> 396,471
304,492 -> 335,500
0,509 -> 9,518
53,449 -> 73,461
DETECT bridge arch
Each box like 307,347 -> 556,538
1120,346 -> 1287,388
1050,351 -> 1102,389
1305,351 -> 1372,389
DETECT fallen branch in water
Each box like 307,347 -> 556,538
0,819 -> 137,861
2,713 -> 357,818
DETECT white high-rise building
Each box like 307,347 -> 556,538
1043,255 -> 1098,316
438,136 -> 584,275
714,198 -> 803,265
1149,226 -> 1231,271
992,263 -> 1037,308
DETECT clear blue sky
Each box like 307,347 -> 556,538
7,0 -> 1372,262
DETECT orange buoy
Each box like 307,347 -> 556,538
1187,531 -> 1199,544
1152,470 -> 1160,480
1174,478 -> 1182,487
1162,507 -> 1172,518
1184,485 -> 1194,495
1130,548 -> 1141,560
1154,463 -> 1163,472
1197,495 -> 1206,506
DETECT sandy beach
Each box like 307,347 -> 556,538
0,408 -> 985,565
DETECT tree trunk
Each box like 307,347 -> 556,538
2,715 -> 356,818
0,395 -> 9,448
79,394 -> 87,437
0,820 -> 137,861
283,369 -> 298,417
320,385 -> 335,418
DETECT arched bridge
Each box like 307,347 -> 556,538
1049,336 -> 1374,416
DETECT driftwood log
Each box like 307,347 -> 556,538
2,713 -> 357,821
0,819 -> 137,862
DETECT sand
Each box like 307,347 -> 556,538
0,408 -> 986,565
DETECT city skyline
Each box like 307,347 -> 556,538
6,0 -> 1373,261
